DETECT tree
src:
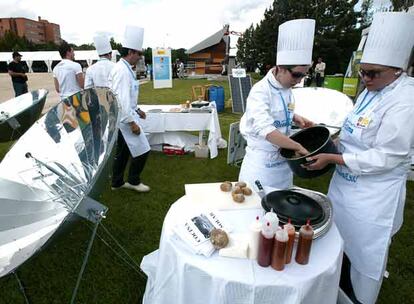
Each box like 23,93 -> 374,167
110,37 -> 122,51
236,0 -> 361,74
172,48 -> 188,63
75,43 -> 95,50
143,47 -> 152,65
0,30 -> 33,52
360,0 -> 373,29
391,0 -> 414,11
237,24 -> 258,72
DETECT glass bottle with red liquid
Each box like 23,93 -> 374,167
257,222 -> 274,267
295,219 -> 314,265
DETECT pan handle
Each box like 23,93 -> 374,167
254,180 -> 266,199
317,123 -> 341,130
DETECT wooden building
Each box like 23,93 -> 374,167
186,25 -> 230,75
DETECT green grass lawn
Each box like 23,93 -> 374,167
0,79 -> 413,304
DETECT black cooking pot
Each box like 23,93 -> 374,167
280,126 -> 338,178
191,101 -> 210,108
261,190 -> 324,228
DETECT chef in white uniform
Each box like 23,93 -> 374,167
109,25 -> 151,192
85,35 -> 115,88
306,12 -> 414,303
239,19 -> 315,189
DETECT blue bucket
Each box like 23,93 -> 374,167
208,86 -> 225,112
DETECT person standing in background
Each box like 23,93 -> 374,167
178,59 -> 185,79
85,35 -> 115,88
8,51 -> 28,97
173,59 -> 179,78
53,41 -> 84,99
109,25 -> 151,193
315,57 -> 326,87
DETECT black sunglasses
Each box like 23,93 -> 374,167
358,69 -> 387,79
287,68 -> 306,79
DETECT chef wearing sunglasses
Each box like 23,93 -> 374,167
239,19 -> 315,189
305,12 -> 414,304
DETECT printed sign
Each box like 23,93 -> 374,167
232,68 -> 247,78
152,48 -> 172,89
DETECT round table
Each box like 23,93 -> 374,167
141,195 -> 344,304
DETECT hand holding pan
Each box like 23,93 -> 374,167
280,126 -> 339,178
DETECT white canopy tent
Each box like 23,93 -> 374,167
0,50 -> 119,73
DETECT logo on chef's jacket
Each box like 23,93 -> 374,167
343,118 -> 354,134
273,120 -> 290,128
356,116 -> 371,128
336,168 -> 359,183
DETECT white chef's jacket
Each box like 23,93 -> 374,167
84,58 -> 115,88
53,59 -> 83,99
108,58 -> 150,157
328,74 -> 414,304
239,68 -> 294,189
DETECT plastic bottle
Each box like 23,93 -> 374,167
263,209 -> 279,234
257,222 -> 274,267
271,227 -> 288,271
247,216 -> 262,260
284,218 -> 296,264
295,219 -> 314,265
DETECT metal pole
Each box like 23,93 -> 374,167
14,272 -> 30,304
238,77 -> 244,112
70,220 -> 100,304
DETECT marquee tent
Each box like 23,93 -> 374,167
0,50 -> 119,72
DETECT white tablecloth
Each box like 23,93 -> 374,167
139,104 -> 225,158
141,195 -> 344,304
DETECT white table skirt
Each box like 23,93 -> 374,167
139,104 -> 226,158
141,195 -> 344,304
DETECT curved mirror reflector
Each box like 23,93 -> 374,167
0,89 -> 49,142
292,87 -> 354,134
0,87 -> 119,277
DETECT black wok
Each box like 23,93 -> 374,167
280,126 -> 338,178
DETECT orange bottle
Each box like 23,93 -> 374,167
257,222 -> 274,267
284,218 -> 295,264
271,227 -> 288,271
295,219 -> 314,265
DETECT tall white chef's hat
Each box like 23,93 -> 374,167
93,35 -> 112,56
361,12 -> 414,69
276,19 -> 315,65
122,25 -> 144,51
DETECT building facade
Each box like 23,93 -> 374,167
186,25 -> 230,75
0,16 -> 61,44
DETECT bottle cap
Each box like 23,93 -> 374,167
261,221 -> 274,238
275,227 -> 288,242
